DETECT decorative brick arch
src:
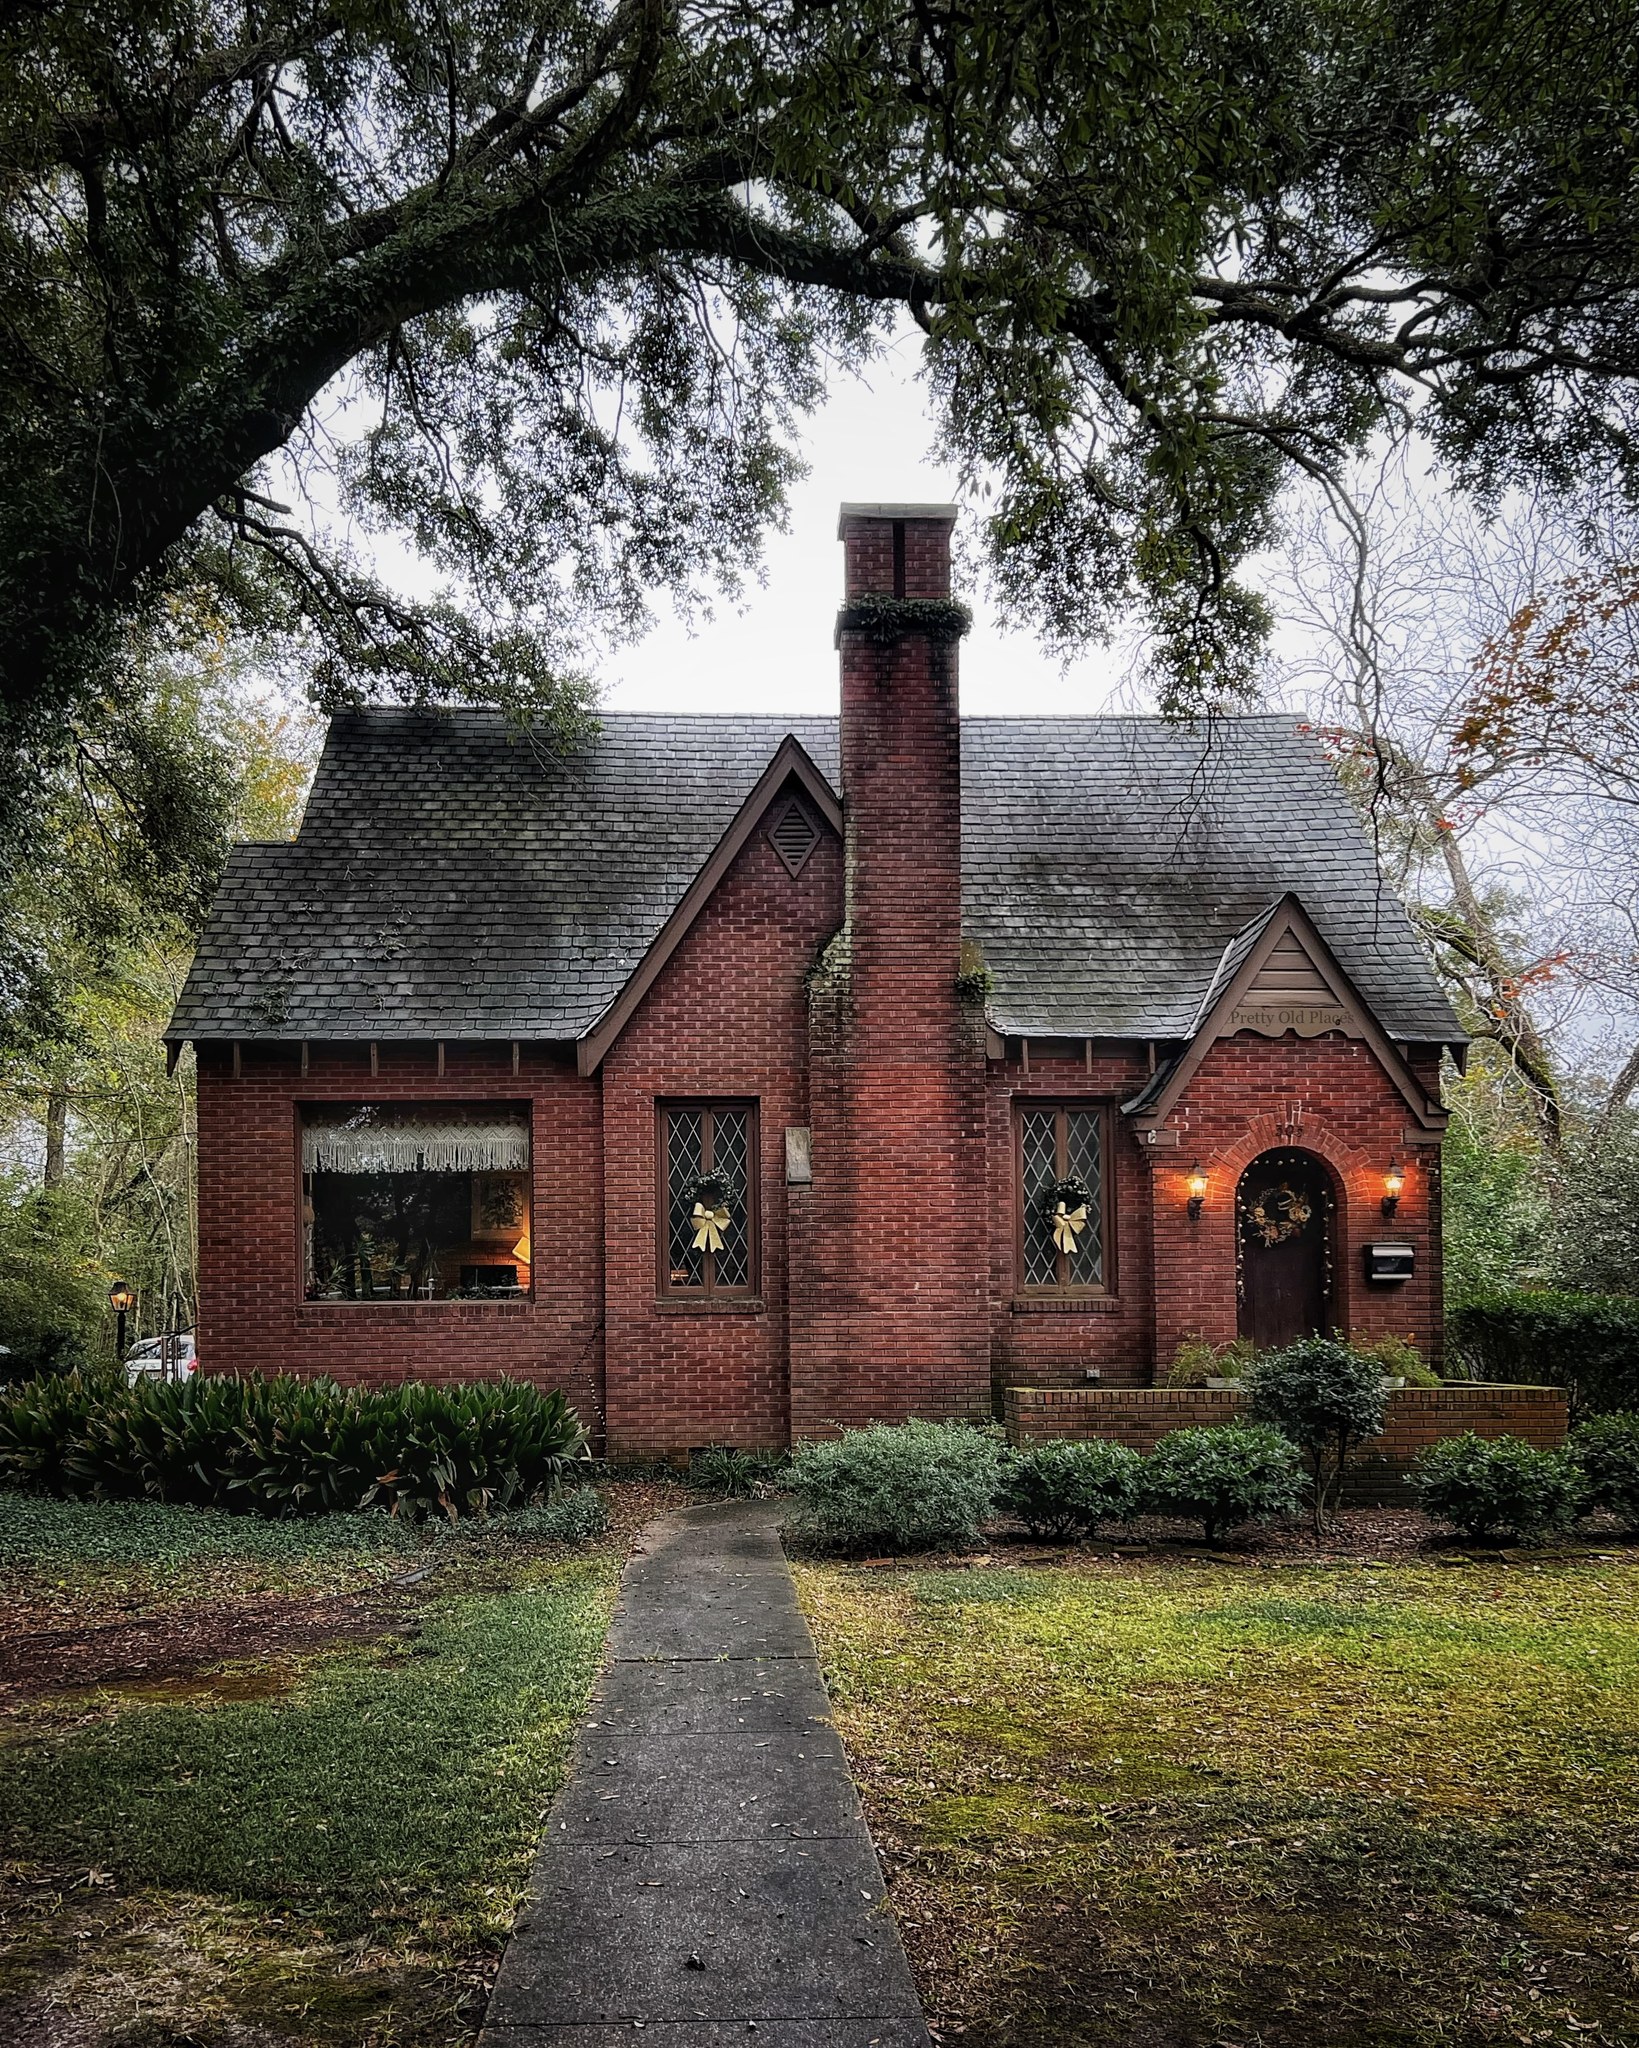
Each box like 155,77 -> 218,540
1202,1110 -> 1374,1191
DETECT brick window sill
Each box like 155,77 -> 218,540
1010,1295 -> 1123,1314
298,1299 -> 534,1317
654,1296 -> 767,1316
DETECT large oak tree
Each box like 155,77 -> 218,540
4,0 -> 1639,852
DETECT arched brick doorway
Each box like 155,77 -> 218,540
1236,1147 -> 1336,1348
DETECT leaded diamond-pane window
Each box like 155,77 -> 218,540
660,1104 -> 758,1296
1017,1103 -> 1107,1292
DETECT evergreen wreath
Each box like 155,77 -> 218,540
680,1170 -> 740,1213
1045,1173 -> 1096,1214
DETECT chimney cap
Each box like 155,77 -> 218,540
837,501 -> 958,536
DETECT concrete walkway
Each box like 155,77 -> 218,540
480,1500 -> 932,2047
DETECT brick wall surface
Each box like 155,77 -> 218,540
194,1039 -> 605,1424
787,512 -> 993,1437
600,816 -> 843,1456
1004,1383 -> 1568,1504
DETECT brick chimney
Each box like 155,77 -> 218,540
786,504 -> 991,1437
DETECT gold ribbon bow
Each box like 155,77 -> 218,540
690,1202 -> 731,1253
1051,1201 -> 1088,1254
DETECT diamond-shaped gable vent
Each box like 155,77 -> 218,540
767,796 -> 821,877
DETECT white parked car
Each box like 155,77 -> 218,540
124,1332 -> 198,1385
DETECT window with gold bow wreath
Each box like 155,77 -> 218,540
679,1170 -> 741,1255
1044,1174 -> 1097,1255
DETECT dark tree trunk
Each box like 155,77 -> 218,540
43,1086 -> 68,1188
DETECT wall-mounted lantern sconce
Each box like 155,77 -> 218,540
1186,1161 -> 1208,1220
1381,1158 -> 1405,1218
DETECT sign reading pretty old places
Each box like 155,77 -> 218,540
1230,1001 -> 1358,1037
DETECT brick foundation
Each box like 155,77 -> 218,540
1003,1383 -> 1570,1505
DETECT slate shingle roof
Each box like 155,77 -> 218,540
168,709 -> 1462,1048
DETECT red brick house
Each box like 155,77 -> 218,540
168,504 -> 1469,1457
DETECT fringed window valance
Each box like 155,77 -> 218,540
301,1105 -> 530,1176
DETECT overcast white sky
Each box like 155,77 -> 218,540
597,332 -> 1136,718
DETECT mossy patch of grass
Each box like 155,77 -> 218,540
0,1495 -> 626,2045
796,1556 -> 1639,2046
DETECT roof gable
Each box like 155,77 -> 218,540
575,735 -> 841,1075
1126,894 -> 1444,1132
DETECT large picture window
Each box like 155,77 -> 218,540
301,1104 -> 531,1301
1017,1103 -> 1107,1293
659,1102 -> 758,1296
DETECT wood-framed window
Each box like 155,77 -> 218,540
1016,1102 -> 1110,1293
658,1101 -> 759,1297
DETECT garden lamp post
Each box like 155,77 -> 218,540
108,1279 -> 134,1362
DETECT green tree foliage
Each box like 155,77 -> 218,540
0,1179 -> 109,1377
1440,1053 -> 1554,1306
1547,1111 -> 1639,1299
6,0 -> 1639,846
0,657 -> 317,1356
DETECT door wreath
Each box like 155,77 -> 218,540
1247,1182 -> 1312,1247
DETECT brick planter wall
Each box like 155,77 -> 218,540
1003,1383 -> 1570,1505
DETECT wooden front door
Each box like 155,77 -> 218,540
1237,1149 -> 1332,1349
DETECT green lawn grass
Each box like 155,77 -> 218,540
796,1555 -> 1639,2048
0,1493 -> 623,2046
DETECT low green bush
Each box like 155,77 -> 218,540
1448,1290 -> 1639,1419
998,1439 -> 1146,1539
785,1420 -> 1003,1554
1567,1412 -> 1639,1534
1244,1336 -> 1388,1527
0,1372 -> 586,1521
506,1486 -> 612,1544
1141,1423 -> 1305,1542
1410,1433 -> 1583,1543
688,1445 -> 789,1497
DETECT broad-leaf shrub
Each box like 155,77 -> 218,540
1567,1413 -> 1639,1534
0,1373 -> 586,1520
1244,1337 -> 1388,1526
688,1445 -> 789,1498
786,1420 -> 1003,1554
1448,1290 -> 1639,1419
1141,1423 -> 1304,1541
1411,1433 -> 1582,1543
998,1439 -> 1145,1539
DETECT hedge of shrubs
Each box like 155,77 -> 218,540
780,1412 -> 1639,1553
1448,1288 -> 1639,1419
0,1372 -> 587,1521
784,1417 -> 1308,1551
